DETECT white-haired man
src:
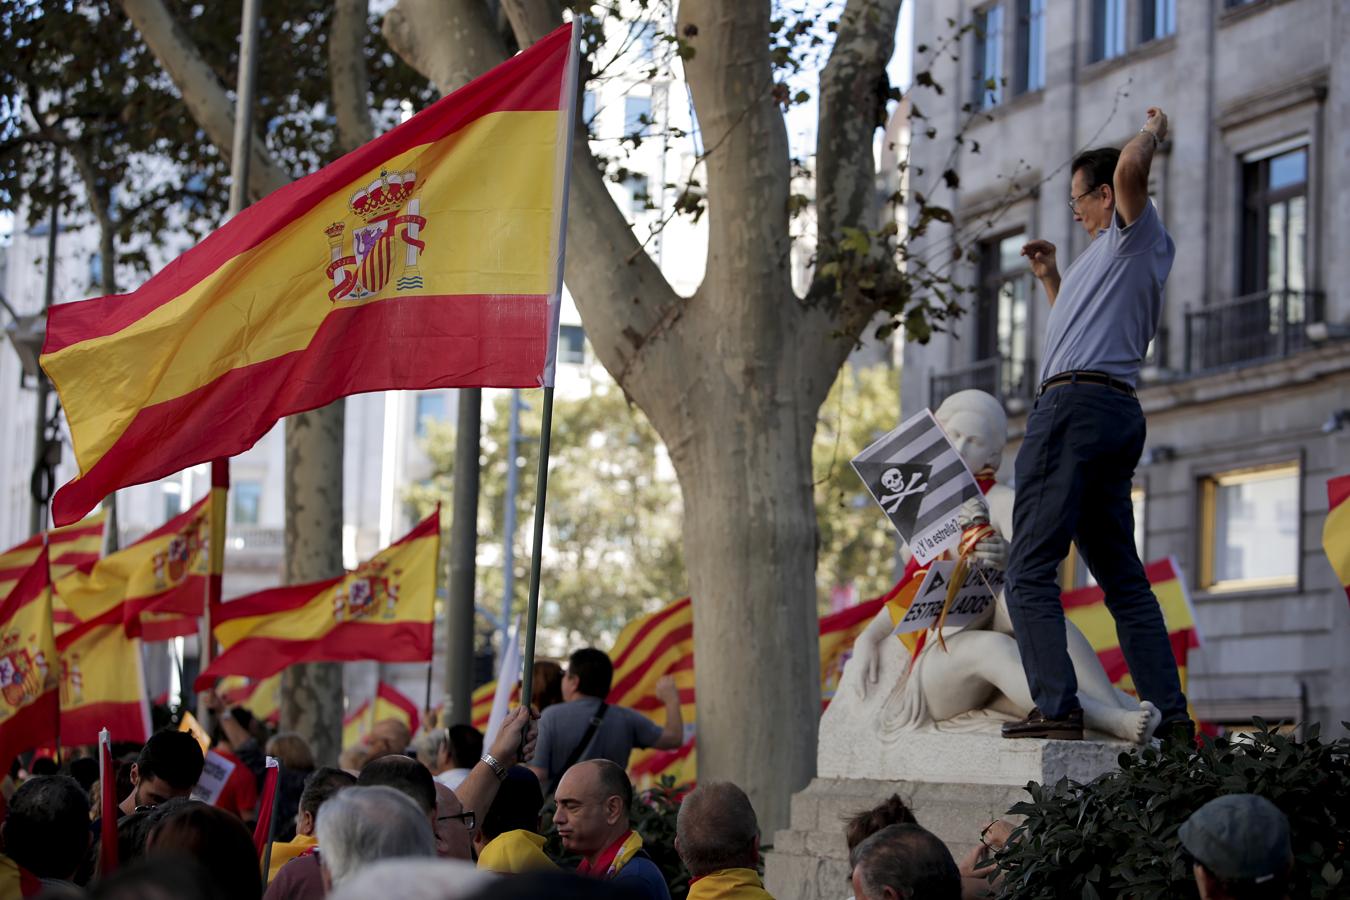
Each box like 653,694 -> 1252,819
315,786 -> 436,890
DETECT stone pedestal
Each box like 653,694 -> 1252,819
763,632 -> 1130,900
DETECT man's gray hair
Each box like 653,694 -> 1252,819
412,729 -> 449,769
675,782 -> 759,877
849,824 -> 961,900
327,859 -> 495,900
316,785 -> 436,885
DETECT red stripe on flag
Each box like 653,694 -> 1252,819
1094,629 -> 1196,686
254,761 -> 280,859
629,739 -> 695,778
43,26 -> 573,353
608,623 -> 692,702
819,597 -> 886,634
629,688 -> 695,712
53,294 -> 550,525
377,682 -> 421,733
0,690 -> 58,773
195,621 -> 434,690
1328,474 -> 1350,510
62,700 -> 149,747
611,598 -> 691,673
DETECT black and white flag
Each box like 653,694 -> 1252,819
851,409 -> 981,564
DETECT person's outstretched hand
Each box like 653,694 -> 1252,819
489,705 -> 539,767
1020,240 -> 1058,281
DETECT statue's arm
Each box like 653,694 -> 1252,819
851,609 -> 894,700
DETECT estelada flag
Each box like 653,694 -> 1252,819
1323,474 -> 1350,604
0,545 -> 60,770
41,24 -> 581,526
55,492 -> 222,642
196,512 -> 439,689
56,601 -> 152,747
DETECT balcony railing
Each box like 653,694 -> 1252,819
1184,290 -> 1325,374
929,355 -> 1037,413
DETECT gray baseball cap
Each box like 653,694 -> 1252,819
1179,794 -> 1292,882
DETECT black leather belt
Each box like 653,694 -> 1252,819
1038,370 -> 1137,398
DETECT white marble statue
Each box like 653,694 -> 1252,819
847,390 -> 1161,744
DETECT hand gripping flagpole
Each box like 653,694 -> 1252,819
520,18 -> 580,716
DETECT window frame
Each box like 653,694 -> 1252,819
972,3 -> 1006,111
1198,460 -> 1302,594
231,480 -> 263,527
974,230 -> 1034,399
1238,141 -> 1309,297
1013,0 -> 1046,95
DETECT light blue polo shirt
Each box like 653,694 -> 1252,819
1039,199 -> 1175,388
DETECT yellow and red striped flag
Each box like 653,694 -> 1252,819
470,680 -> 513,731
56,605 -> 151,747
196,512 -> 439,689
40,24 -> 580,526
343,681 -> 421,749
0,512 -> 106,605
610,598 -> 696,787
1062,556 -> 1201,695
219,673 -> 282,726
1323,475 -> 1350,604
819,595 -> 887,708
55,492 -> 222,642
0,545 -> 60,769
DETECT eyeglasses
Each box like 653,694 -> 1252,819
134,804 -> 157,813
1068,185 -> 1103,212
438,810 -> 476,832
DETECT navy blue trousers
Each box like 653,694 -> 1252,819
1006,382 -> 1188,723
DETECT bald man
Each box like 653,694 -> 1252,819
553,760 -> 670,900
676,783 -> 773,900
366,719 -> 412,762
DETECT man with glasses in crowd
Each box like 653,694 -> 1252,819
1000,107 -> 1193,744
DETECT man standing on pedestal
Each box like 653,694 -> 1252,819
1003,107 -> 1192,743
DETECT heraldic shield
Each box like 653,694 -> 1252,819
325,169 -> 428,301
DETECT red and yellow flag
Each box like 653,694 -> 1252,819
610,598 -> 696,787
0,512 -> 105,598
219,673 -> 281,726
343,682 -> 421,749
56,610 -> 151,747
40,25 -> 579,527
1062,556 -> 1201,695
55,493 -> 221,642
1323,474 -> 1350,604
197,512 -> 439,689
0,545 -> 60,769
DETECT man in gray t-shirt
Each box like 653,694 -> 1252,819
527,647 -> 684,793
1000,107 -> 1191,745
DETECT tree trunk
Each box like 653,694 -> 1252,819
281,404 -> 345,765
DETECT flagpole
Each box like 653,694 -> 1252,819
518,387 -> 554,713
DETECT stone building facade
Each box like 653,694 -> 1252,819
904,0 -> 1350,733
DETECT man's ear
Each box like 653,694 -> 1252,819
606,795 -> 624,825
129,762 -> 140,787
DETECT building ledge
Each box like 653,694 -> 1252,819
1219,0 -> 1302,28
1079,34 -> 1177,85
1135,340 -> 1350,417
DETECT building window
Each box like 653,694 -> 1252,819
1014,0 -> 1045,94
1091,0 -> 1127,62
975,232 -> 1033,401
232,480 -> 262,526
162,483 -> 183,523
558,324 -> 586,366
1200,462 -> 1300,592
1241,144 -> 1308,298
622,173 -> 650,216
1140,0 -> 1176,42
973,4 -> 1005,110
414,393 -> 448,438
623,95 -> 651,135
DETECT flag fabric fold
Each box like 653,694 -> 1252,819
0,514 -> 106,633
0,545 -> 59,771
56,608 -> 152,747
1323,474 -> 1350,604
41,24 -> 580,526
197,512 -> 439,690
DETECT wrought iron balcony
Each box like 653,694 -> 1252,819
929,355 -> 1037,413
1184,290 -> 1325,374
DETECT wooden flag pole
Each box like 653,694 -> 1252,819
518,387 -> 555,713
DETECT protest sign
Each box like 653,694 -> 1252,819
890,561 -> 1002,635
191,749 -> 237,806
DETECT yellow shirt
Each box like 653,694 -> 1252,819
687,868 -> 775,900
476,830 -> 556,874
267,832 -> 319,882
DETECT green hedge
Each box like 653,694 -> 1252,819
991,720 -> 1349,898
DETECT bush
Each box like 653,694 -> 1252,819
991,720 -> 1349,899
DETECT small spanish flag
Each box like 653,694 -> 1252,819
343,682 -> 421,749
57,606 -> 152,747
0,512 -> 105,600
41,24 -> 579,526
196,512 -> 439,689
1324,474 -> 1350,604
0,545 -> 60,770
55,490 -> 223,642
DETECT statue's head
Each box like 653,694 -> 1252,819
935,390 -> 1007,476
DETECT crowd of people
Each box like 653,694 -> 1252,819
0,648 -> 1295,900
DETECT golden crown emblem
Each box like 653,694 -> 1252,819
350,170 -> 418,223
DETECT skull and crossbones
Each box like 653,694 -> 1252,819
879,467 -> 927,514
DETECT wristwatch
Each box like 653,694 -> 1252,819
1139,128 -> 1161,148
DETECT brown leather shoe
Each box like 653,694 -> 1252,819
1001,707 -> 1084,740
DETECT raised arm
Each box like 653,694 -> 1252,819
1115,107 -> 1167,227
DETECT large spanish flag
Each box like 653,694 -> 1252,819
40,24 -> 580,526
56,610 -> 152,746
0,546 -> 60,769
54,492 -> 222,642
196,512 -> 439,689
1323,474 -> 1350,604
1062,556 -> 1201,695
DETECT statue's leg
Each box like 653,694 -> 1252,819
1065,620 -> 1129,709
920,632 -> 1032,720
1081,698 -> 1162,744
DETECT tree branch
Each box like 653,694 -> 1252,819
118,0 -> 290,201
330,0 -> 376,152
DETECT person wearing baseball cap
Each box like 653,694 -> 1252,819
1179,794 -> 1293,899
